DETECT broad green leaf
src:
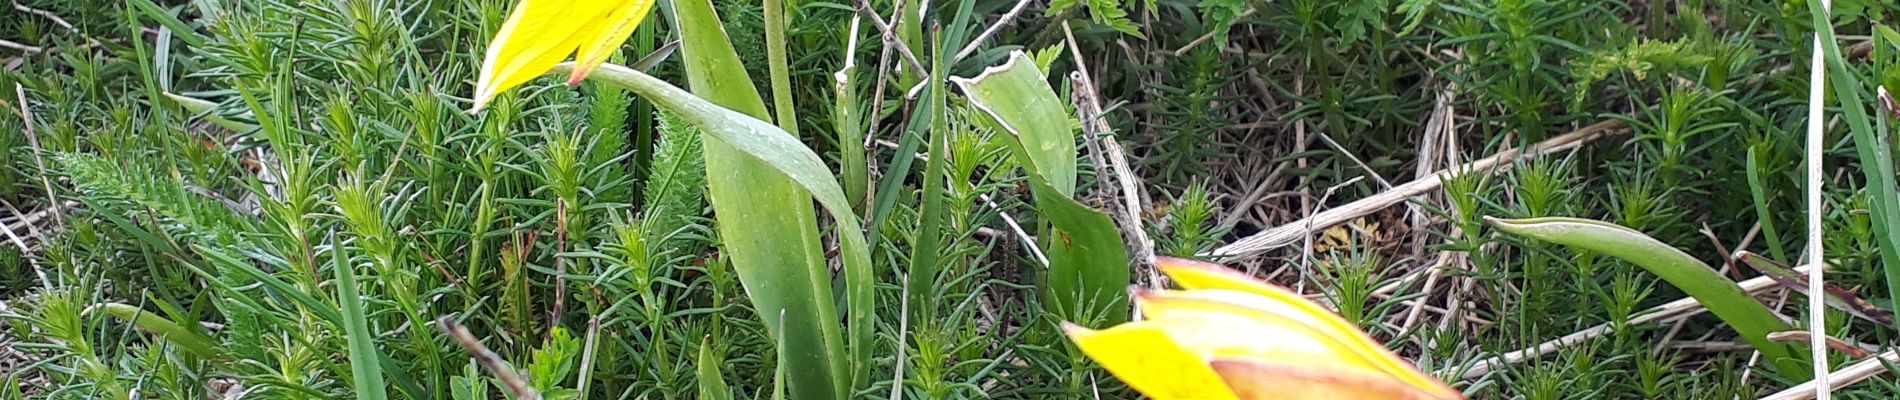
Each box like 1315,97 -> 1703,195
666,0 -> 847,397
955,52 -> 1078,196
1486,216 -> 1806,378
590,0 -> 870,395
90,303 -> 224,359
957,52 -> 1130,324
331,231 -> 389,400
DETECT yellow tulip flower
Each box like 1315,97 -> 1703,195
472,0 -> 656,111
1064,257 -> 1463,400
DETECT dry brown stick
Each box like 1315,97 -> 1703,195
0,210 -> 48,287
1765,331 -> 1875,359
950,0 -> 1033,62
0,39 -> 44,53
14,84 -> 61,231
852,0 -> 926,80
439,316 -> 542,400
1397,251 -> 1454,333
1205,119 -> 1630,260
1062,23 -> 1159,289
1451,263 -> 1805,380
13,3 -> 74,31
1758,349 -> 1900,400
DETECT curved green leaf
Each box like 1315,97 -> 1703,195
89,303 -> 223,359
552,60 -> 868,399
956,52 -> 1129,324
1486,216 -> 1806,378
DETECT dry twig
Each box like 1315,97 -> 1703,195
1207,119 -> 1630,260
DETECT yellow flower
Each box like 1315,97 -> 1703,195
472,0 -> 656,111
1063,257 -> 1463,400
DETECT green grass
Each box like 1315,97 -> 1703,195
6,0 -> 1900,398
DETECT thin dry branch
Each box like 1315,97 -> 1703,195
438,317 -> 541,400
951,0 -> 1033,62
1206,119 -> 1630,260
852,0 -> 926,80
1758,349 -> 1900,400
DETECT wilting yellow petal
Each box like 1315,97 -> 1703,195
474,0 -> 650,111
568,0 -> 656,85
1210,358 -> 1442,400
1154,257 -> 1462,399
1061,322 -> 1239,400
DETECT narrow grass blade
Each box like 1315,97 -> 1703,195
835,19 -> 869,212
1810,0 -> 1900,334
1486,216 -> 1806,378
192,244 -> 343,325
905,32 -> 952,334
956,52 -> 1129,324
162,93 -> 258,132
88,303 -> 223,359
1737,252 -> 1894,326
696,335 -> 733,400
331,231 -> 389,400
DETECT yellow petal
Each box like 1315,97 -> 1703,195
1154,257 -> 1463,399
473,0 -> 632,111
567,0 -> 657,85
1210,358 -> 1443,400
1135,290 -> 1383,372
1061,322 -> 1239,400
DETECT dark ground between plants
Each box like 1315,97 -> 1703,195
5,0 -> 1900,398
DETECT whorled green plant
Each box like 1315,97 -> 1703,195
1485,216 -> 1808,379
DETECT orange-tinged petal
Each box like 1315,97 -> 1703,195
1061,322 -> 1239,400
1153,257 -> 1463,399
474,0 -> 641,111
1210,358 -> 1445,400
567,0 -> 656,85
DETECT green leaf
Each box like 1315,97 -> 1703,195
696,336 -> 733,400
331,231 -> 389,400
574,0 -> 873,395
954,53 -> 1078,197
957,52 -> 1130,324
126,0 -> 210,47
1486,216 -> 1807,378
89,303 -> 224,359
664,0 -> 850,396
163,93 -> 259,132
